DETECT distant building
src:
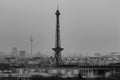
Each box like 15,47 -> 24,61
0,52 -> 5,59
12,47 -> 17,57
19,50 -> 25,59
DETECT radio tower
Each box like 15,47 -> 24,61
30,36 -> 33,58
52,6 -> 64,66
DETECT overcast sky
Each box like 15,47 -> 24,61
0,0 -> 120,56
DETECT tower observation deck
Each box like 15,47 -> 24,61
52,7 -> 64,66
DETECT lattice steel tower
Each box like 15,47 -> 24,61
52,7 -> 64,66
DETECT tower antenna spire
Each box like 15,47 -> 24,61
57,0 -> 59,10
57,4 -> 59,10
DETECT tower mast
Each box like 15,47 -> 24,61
52,6 -> 64,66
30,36 -> 33,58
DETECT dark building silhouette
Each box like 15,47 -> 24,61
52,7 -> 64,66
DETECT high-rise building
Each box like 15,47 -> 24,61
12,47 -> 17,57
0,52 -> 5,58
19,50 -> 25,59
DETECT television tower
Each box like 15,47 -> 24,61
52,6 -> 64,66
30,36 -> 33,58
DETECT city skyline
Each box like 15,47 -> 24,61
0,0 -> 120,56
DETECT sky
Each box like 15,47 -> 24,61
0,0 -> 120,57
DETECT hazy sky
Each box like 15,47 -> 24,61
0,0 -> 120,56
